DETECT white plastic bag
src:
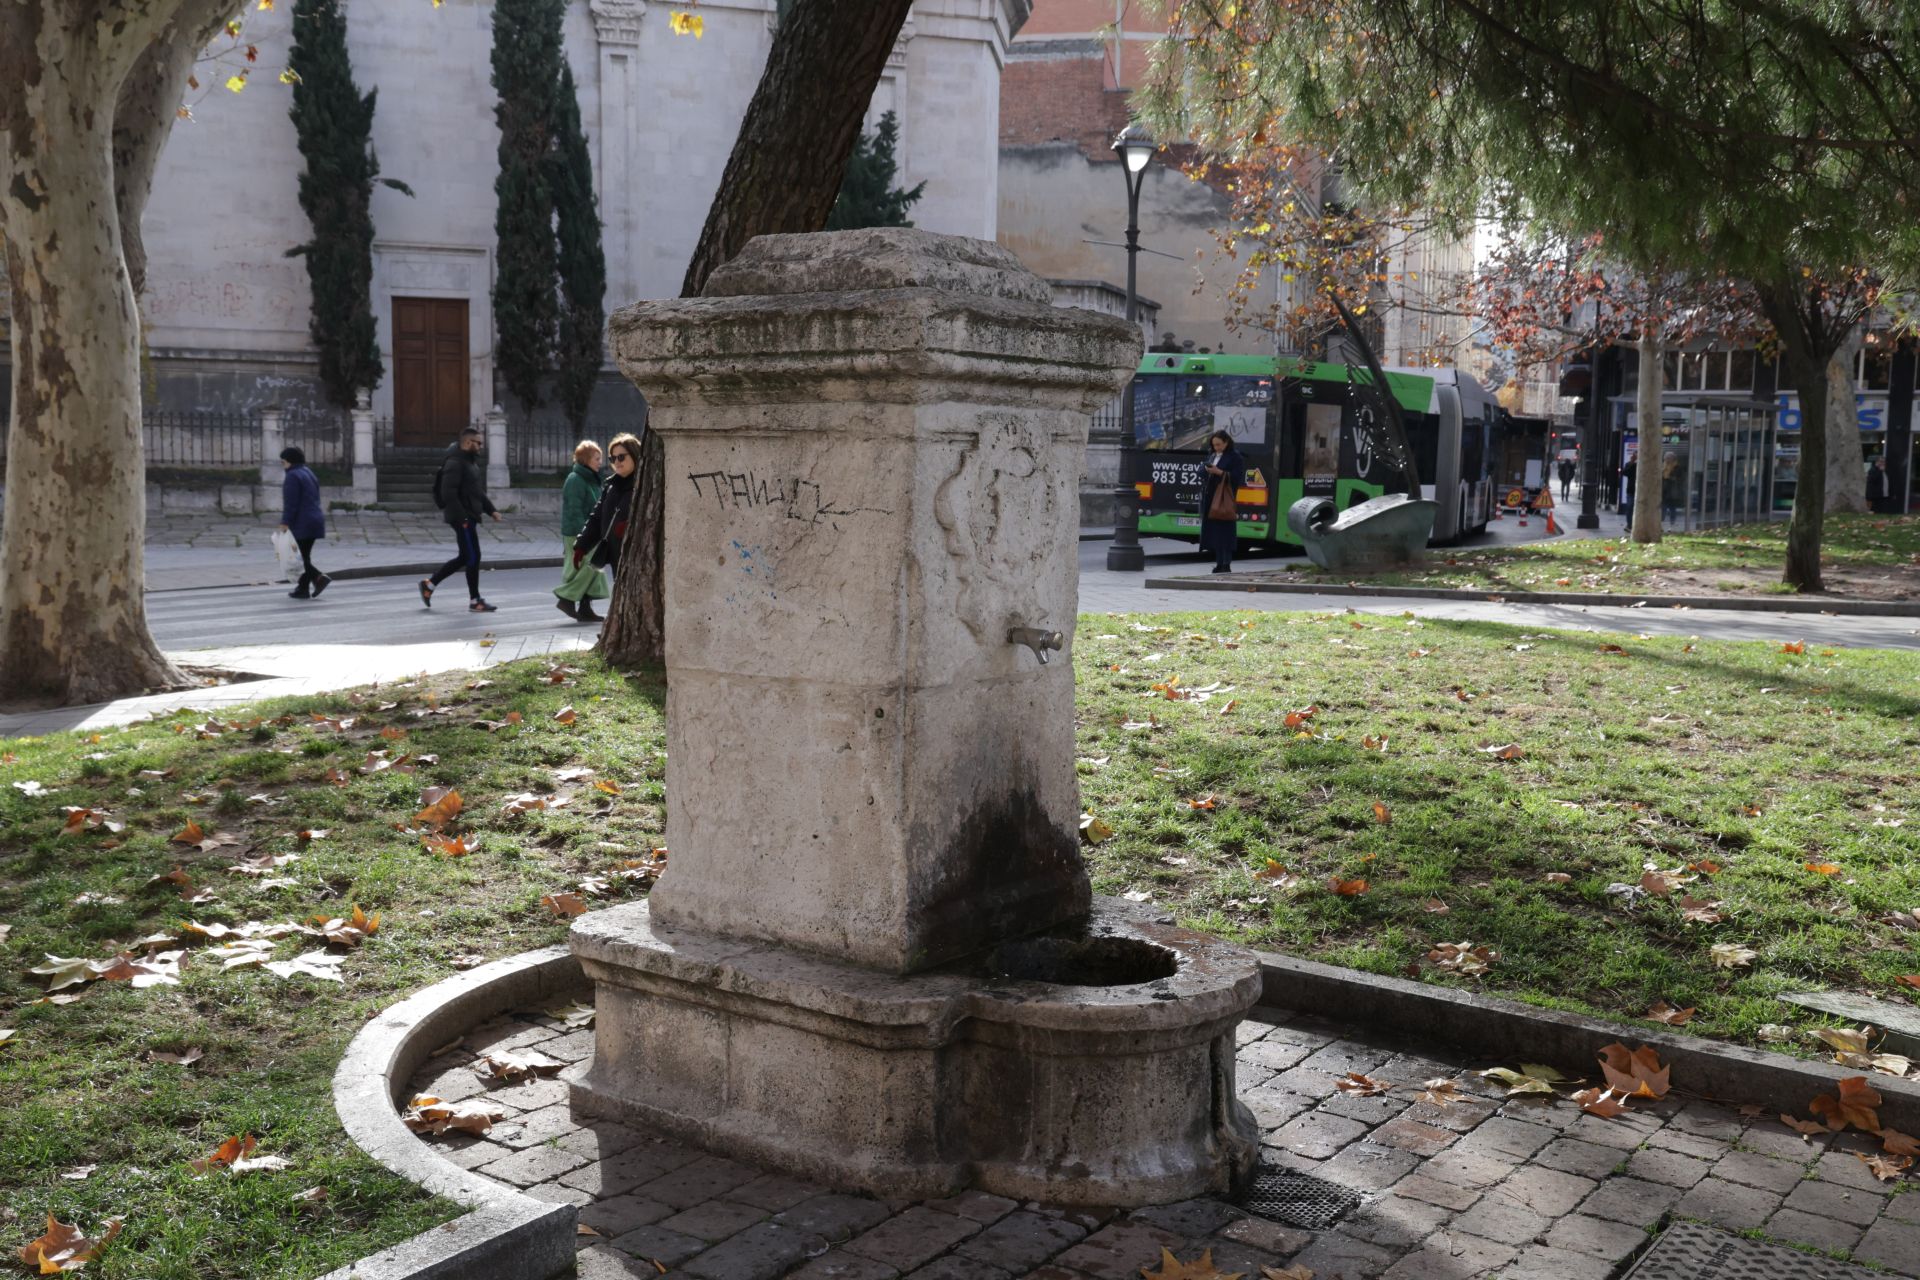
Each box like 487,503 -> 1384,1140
271,528 -> 301,583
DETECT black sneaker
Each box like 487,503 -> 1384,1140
576,603 -> 601,622
554,599 -> 579,621
310,574 -> 332,599
288,589 -> 311,599
469,599 -> 498,613
419,579 -> 434,609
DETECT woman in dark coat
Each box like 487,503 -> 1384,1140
278,446 -> 329,599
573,432 -> 640,586
1198,429 -> 1245,574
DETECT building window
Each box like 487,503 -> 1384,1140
1860,338 -> 1892,391
1728,349 -> 1755,390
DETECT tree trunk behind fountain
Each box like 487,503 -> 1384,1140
571,228 -> 1261,1204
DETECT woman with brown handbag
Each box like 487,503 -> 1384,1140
1199,429 -> 1245,574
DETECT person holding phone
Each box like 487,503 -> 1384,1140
1199,429 -> 1245,574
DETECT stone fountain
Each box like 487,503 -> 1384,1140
570,228 -> 1261,1204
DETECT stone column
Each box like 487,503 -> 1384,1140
483,404 -> 511,499
350,393 -> 377,503
258,407 -> 284,486
590,1 -> 642,308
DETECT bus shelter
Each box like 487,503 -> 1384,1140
1666,395 -> 1779,531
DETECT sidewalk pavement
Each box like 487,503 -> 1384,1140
140,515 -> 1123,592
143,511 -> 567,592
421,1001 -> 1920,1280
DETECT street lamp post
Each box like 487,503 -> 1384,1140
1106,123 -> 1155,572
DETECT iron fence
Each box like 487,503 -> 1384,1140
511,420 -> 647,483
143,411 -> 259,470
282,405 -> 350,470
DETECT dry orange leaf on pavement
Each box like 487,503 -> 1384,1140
542,892 -> 588,918
1856,1152 -> 1912,1182
1416,1078 -> 1459,1106
1597,1043 -> 1671,1099
414,787 -> 463,829
424,834 -> 479,858
1646,1002 -> 1695,1026
1371,801 -> 1391,824
402,1095 -> 508,1136
1141,1248 -> 1244,1280
1779,1114 -> 1832,1138
1335,1072 -> 1392,1097
1879,1128 -> 1920,1157
1809,1076 -> 1882,1133
1327,876 -> 1368,896
1573,1086 -> 1629,1118
17,1214 -> 121,1273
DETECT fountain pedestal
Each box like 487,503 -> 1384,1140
572,229 -> 1261,1203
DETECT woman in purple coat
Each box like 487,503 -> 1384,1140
279,446 -> 330,600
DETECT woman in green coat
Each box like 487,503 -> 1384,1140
554,440 -> 613,621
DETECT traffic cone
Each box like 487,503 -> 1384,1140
1545,509 -> 1560,535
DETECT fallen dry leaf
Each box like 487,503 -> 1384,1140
1543,872 -> 1573,885
1426,942 -> 1498,976
413,788 -> 463,830
1597,1043 -> 1671,1099
542,892 -> 588,918
552,706 -> 577,725
1334,1072 -> 1392,1097
1480,1063 -> 1570,1095
1416,1078 -> 1459,1106
1710,942 -> 1758,969
1805,861 -> 1842,876
1780,1113 -> 1833,1138
1677,897 -> 1723,924
1855,1152 -> 1912,1182
1811,1026 -> 1873,1055
1371,801 -> 1391,825
474,1049 -> 568,1083
1573,1086 -> 1630,1118
1079,814 -> 1114,844
264,950 -> 346,983
1879,1129 -> 1920,1158
1422,897 -> 1451,915
16,1214 -> 121,1273
1140,1249 -> 1245,1280
1327,876 -> 1369,897
1478,742 -> 1525,760
146,1046 -> 204,1066
1646,1002 -> 1695,1026
424,834 -> 479,858
1809,1076 -> 1882,1133
401,1095 -> 509,1136
170,819 -> 206,846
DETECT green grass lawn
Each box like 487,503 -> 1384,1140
4,615 -> 1919,1275
1258,511 -> 1920,598
0,661 -> 667,1279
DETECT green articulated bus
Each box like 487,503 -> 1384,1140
1127,353 -> 1501,548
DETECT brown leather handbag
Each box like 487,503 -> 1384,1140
1206,477 -> 1238,521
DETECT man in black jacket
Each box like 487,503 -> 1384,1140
1868,456 -> 1897,514
420,427 -> 502,613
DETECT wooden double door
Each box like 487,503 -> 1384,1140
392,297 -> 470,447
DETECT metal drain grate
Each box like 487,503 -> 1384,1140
1234,1168 -> 1362,1230
1624,1222 -> 1881,1280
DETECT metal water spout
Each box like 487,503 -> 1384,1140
1008,626 -> 1064,665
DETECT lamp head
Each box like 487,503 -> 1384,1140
1112,123 -> 1156,173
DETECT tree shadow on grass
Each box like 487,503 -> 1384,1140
1416,616 -> 1920,723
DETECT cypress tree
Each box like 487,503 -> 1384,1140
550,64 -> 606,433
286,0 -> 405,409
826,111 -> 925,231
491,0 -> 564,417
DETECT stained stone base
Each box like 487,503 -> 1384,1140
569,897 -> 1263,1205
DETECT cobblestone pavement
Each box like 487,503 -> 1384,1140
407,1003 -> 1920,1280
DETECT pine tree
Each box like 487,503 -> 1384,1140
826,111 -> 924,231
491,0 -> 564,417
550,64 -> 606,433
285,0 -> 405,409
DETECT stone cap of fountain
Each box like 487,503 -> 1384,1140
701,227 -> 1056,304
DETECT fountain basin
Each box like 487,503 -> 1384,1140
570,896 -> 1262,1204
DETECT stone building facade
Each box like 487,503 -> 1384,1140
2,0 -> 1029,508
